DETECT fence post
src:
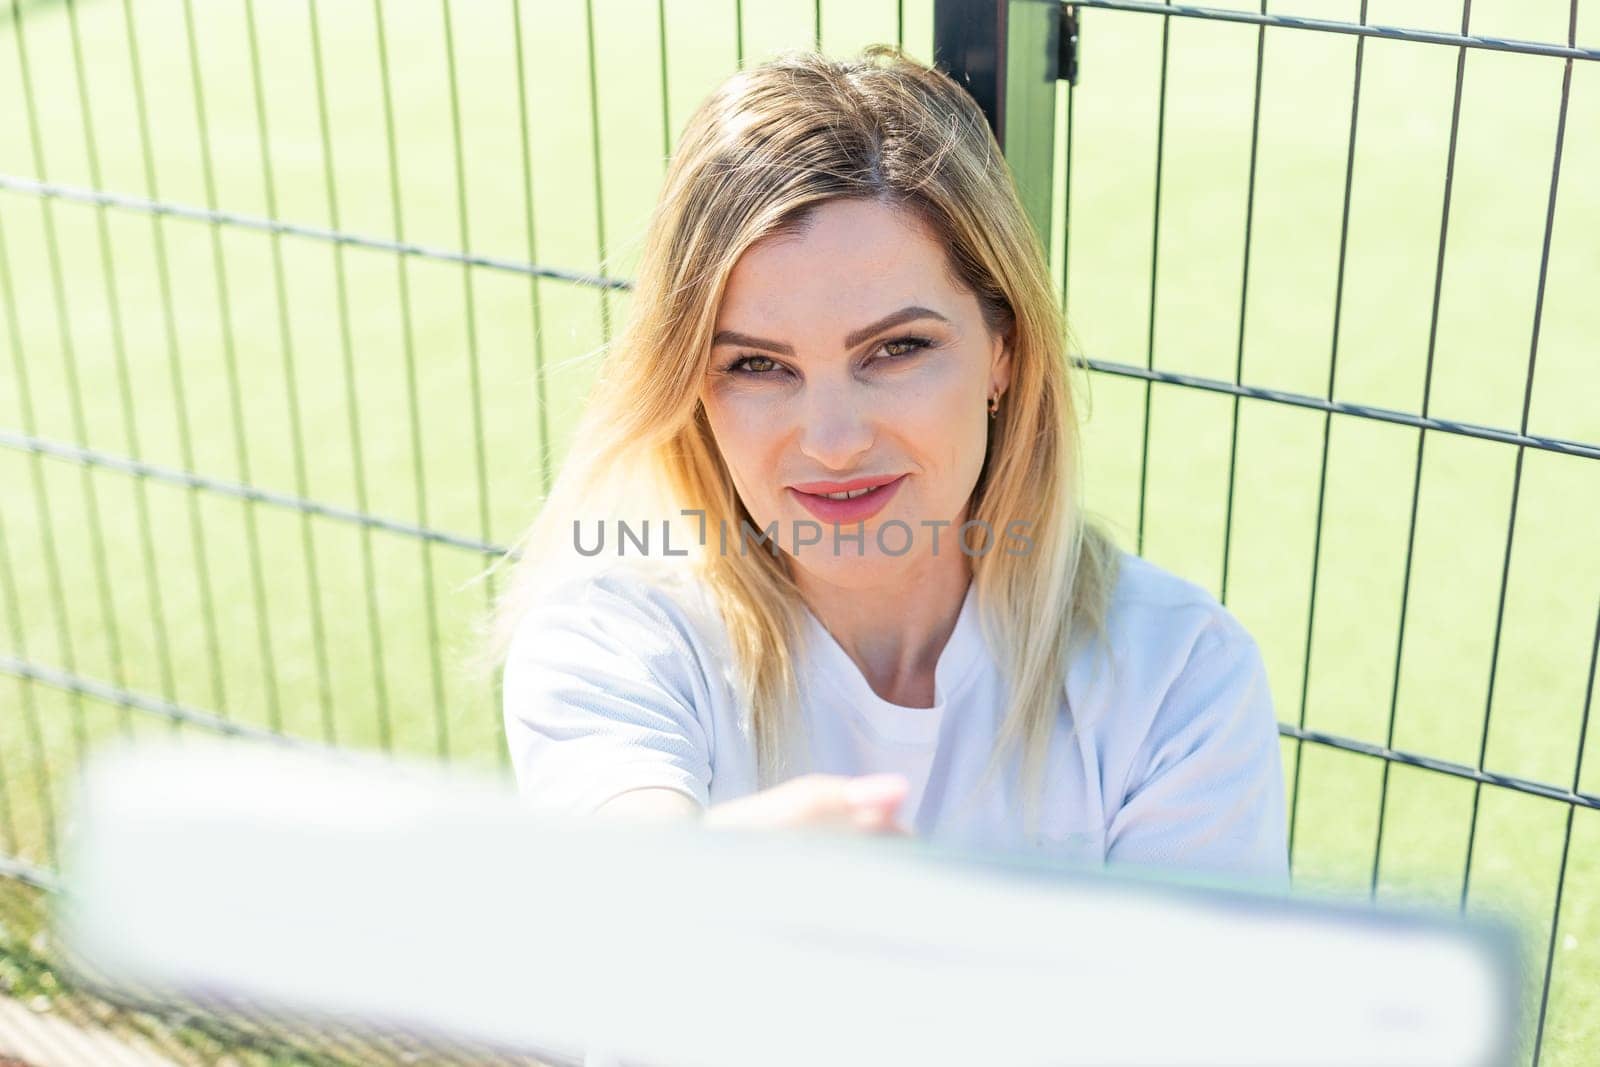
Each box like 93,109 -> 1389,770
932,0 -> 1071,250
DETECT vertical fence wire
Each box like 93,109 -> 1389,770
1217,2 -> 1267,606
0,264 -> 60,855
441,0 -> 494,556
1287,0 -> 1368,867
504,0 -> 548,774
1533,602 -> 1600,1063
1369,0 -> 1473,903
0,231 -> 65,869
118,0 -> 230,724
439,0 -> 497,760
62,0 -> 175,734
241,0 -> 340,747
510,0 -> 553,507
584,0 -> 614,352
0,474 -> 56,866
7,0 -> 110,771
0,511 -> 24,855
658,0 -> 672,162
735,0 -> 745,68
177,0 -> 286,731
371,0 -> 453,760
1460,0 -> 1580,919
306,0 -> 393,752
1060,68 -> 1073,325
1134,1 -> 1172,555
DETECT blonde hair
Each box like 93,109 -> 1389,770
472,44 -> 1119,835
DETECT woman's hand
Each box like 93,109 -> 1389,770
702,772 -> 912,836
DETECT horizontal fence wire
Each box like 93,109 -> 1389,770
3,177 -> 1592,462
6,649 -> 1597,816
0,175 -> 631,292
1279,719 -> 1600,813
0,430 -> 506,557
1066,0 -> 1600,61
0,656 -> 324,748
1077,358 -> 1599,461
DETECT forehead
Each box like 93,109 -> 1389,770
716,199 -> 962,330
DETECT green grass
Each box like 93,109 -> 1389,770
0,0 -> 1597,1062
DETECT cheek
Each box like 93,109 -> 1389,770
893,369 -> 988,489
703,392 -> 783,497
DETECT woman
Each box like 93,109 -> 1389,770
479,45 -> 1288,894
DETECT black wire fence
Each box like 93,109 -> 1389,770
0,0 -> 1596,1063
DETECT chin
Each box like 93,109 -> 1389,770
786,546 -> 923,589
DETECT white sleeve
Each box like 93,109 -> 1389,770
1103,618 -> 1290,892
501,573 -> 715,815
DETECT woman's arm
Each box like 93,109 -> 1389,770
502,574 -> 717,814
502,571 -> 912,833
596,776 -> 914,834
594,787 -> 703,821
1103,618 -> 1290,891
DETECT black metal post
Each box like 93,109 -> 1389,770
933,0 -> 1068,248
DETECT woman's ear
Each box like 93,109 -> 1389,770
990,327 -> 1014,398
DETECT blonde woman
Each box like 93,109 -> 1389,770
480,45 -> 1288,894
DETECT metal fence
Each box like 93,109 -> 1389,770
1,0 -> 1597,1063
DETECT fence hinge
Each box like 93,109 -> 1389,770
1059,4 -> 1081,86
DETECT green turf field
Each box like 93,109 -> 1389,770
1,0 -> 1596,1062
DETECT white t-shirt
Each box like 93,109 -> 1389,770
501,550 -> 1290,893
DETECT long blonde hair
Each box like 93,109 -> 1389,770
473,44 -> 1119,834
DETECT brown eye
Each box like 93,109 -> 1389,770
727,354 -> 785,377
881,336 -> 932,360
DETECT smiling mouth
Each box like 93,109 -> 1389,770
788,474 -> 907,498
804,484 -> 888,501
787,474 -> 908,522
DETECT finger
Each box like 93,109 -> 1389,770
846,775 -> 908,828
851,812 -> 912,836
709,775 -> 859,828
840,776 -> 909,827
842,773 -> 909,809
707,773 -> 911,831
782,773 -> 898,824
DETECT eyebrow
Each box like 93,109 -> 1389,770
711,305 -> 951,355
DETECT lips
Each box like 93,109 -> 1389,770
788,474 -> 907,524
789,473 -> 905,495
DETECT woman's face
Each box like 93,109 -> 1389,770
698,197 -> 1010,588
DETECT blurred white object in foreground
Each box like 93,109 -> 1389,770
55,739 -> 1519,1067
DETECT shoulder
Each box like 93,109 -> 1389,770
505,556 -> 733,687
1072,553 -> 1281,824
514,555 -> 706,628
1103,550 -> 1256,673
499,558 -> 731,813
1075,551 -> 1267,741
1106,550 -> 1234,622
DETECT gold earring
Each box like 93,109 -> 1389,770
988,393 -> 1000,419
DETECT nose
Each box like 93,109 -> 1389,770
795,379 -> 876,474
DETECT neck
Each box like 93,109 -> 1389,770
794,548 -> 972,709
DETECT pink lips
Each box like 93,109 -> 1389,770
787,474 -> 907,524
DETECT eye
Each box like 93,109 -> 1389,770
721,336 -> 933,379
880,335 -> 933,360
725,354 -> 787,377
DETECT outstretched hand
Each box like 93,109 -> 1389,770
702,772 -> 912,836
